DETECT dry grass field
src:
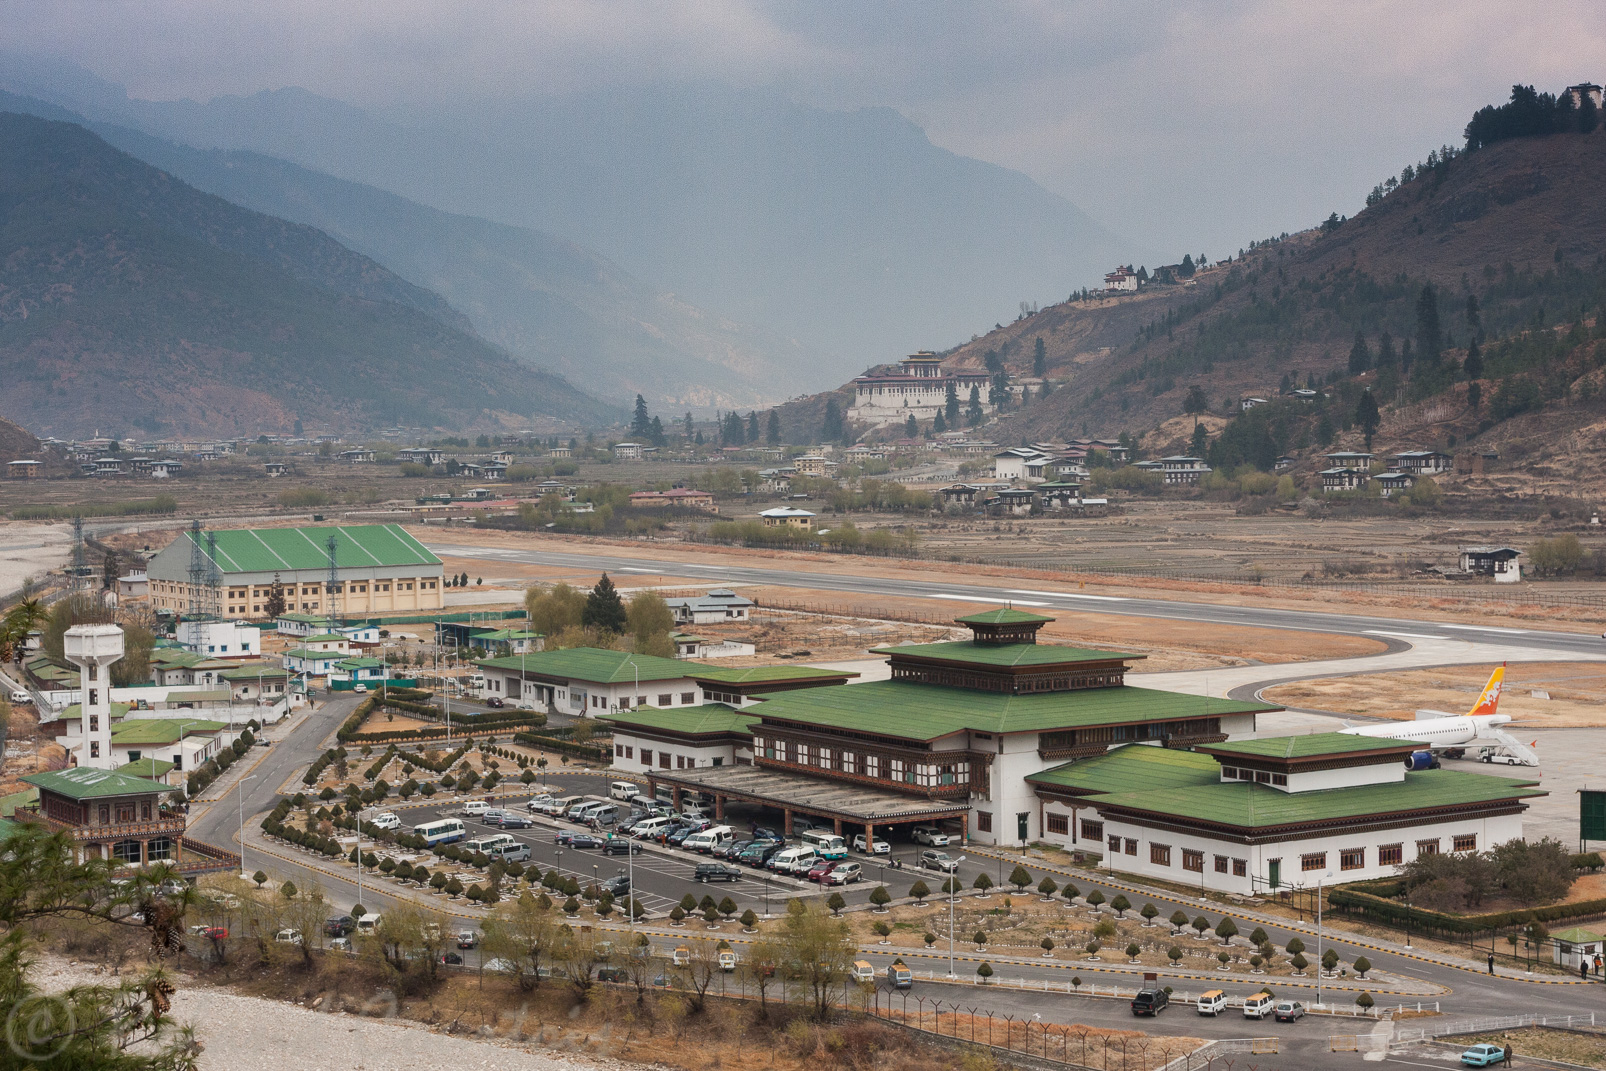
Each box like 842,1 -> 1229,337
1262,663 -> 1606,727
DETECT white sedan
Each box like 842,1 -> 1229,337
853,834 -> 891,855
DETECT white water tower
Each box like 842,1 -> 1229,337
64,624 -> 124,769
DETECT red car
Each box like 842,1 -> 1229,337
200,926 -> 229,940
807,860 -> 838,883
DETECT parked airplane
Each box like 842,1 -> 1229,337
1338,665 -> 1537,766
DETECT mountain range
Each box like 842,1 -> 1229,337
1,52 -> 1143,386
0,111 -> 615,437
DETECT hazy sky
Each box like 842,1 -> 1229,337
6,1 -> 1603,253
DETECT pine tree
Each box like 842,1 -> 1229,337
1463,340 -> 1483,380
630,395 -> 651,438
649,416 -> 666,446
1465,293 -> 1482,342
1415,285 -> 1442,368
822,398 -> 844,442
747,411 -> 760,443
1179,253 -> 1195,278
766,410 -> 781,445
966,386 -> 983,426
683,412 -> 694,441
932,411 -> 947,434
1190,422 -> 1209,458
1033,336 -> 1047,377
264,573 -> 287,618
1347,331 -> 1372,375
582,573 -> 628,633
906,414 -> 919,439
1355,390 -> 1381,450
944,381 -> 960,425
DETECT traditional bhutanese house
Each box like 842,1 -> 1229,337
603,704 -> 760,773
17,767 -> 238,873
1028,733 -> 1543,895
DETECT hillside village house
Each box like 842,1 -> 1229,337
1104,266 -> 1139,292
1461,546 -> 1522,583
793,455 -> 835,477
1389,450 -> 1452,475
1320,466 -> 1371,493
847,351 -> 995,428
146,523 -> 443,618
1160,456 -> 1211,485
1373,472 -> 1415,497
613,442 -> 644,460
6,460 -> 42,479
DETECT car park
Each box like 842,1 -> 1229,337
569,834 -> 604,850
919,850 -> 957,872
824,862 -> 862,885
601,837 -> 642,855
1131,989 -> 1168,1016
852,834 -> 890,854
912,827 -> 952,847
694,862 -> 742,883
1273,1001 -> 1305,1023
1458,1044 -> 1507,1068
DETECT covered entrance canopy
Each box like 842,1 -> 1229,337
647,763 -> 970,841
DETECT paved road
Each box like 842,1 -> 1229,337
424,541 -> 1606,658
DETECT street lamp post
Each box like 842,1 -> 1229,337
1404,897 -> 1413,949
947,855 -> 967,980
235,774 -> 258,881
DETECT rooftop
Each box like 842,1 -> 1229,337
1027,744 -> 1221,796
22,767 -> 176,800
870,640 -> 1137,669
648,763 -> 970,823
170,523 -> 440,575
752,680 -> 1273,742
690,665 -> 858,686
601,703 -> 757,738
475,648 -> 692,684
953,607 -> 1056,627
117,757 -> 177,779
111,719 -> 227,745
1198,733 -> 1416,762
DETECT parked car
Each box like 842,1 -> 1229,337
1131,989 -> 1169,1017
352,684 -> 369,693
554,829 -> 579,846
603,875 -> 631,898
495,813 -> 534,829
666,826 -> 697,847
751,826 -> 782,843
525,795 -> 555,812
482,809 -> 511,825
485,696 -> 505,708
329,937 -> 353,954
694,862 -> 742,883
596,966 -> 629,983
1273,1001 -> 1306,1023
456,931 -> 479,949
440,951 -> 464,965
825,862 -> 862,886
1458,1044 -> 1508,1068
713,839 -> 749,859
853,833 -> 891,854
912,827 -> 952,847
601,837 -> 642,855
199,926 -> 229,940
1242,992 -> 1275,1019
569,834 -> 604,850
919,850 -> 957,872
324,915 -> 355,937
739,840 -> 783,866
807,860 -> 839,883
274,929 -> 304,945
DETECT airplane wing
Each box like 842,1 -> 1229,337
1466,664 -> 1506,717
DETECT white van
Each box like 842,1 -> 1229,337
463,800 -> 489,817
683,825 -> 735,854
355,913 -> 383,935
1196,990 -> 1227,1016
1242,992 -> 1275,1019
610,781 -> 639,802
632,816 -> 674,839
768,845 -> 817,874
464,833 -> 515,854
547,795 -> 583,817
490,842 -> 531,863
568,797 -> 610,821
801,830 -> 848,860
370,812 -> 400,831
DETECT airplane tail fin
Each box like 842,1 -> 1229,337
1467,664 -> 1506,718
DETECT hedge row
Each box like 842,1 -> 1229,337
335,698 -> 379,742
302,747 -> 344,787
397,744 -> 471,774
513,731 -> 608,762
1328,885 -> 1606,935
377,696 -> 438,717
345,719 -> 539,744
185,728 -> 255,796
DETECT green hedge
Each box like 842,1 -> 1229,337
345,719 -> 539,744
1328,884 -> 1606,935
513,731 -> 608,762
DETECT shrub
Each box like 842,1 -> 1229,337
1290,953 -> 1309,973
1009,864 -> 1032,891
1085,941 -> 1101,957
872,921 -> 890,939
923,932 -> 937,947
909,880 -> 930,904
1042,937 -> 1056,955
564,897 -> 581,915
1141,903 -> 1159,925
1192,915 -> 1210,937
1110,894 -> 1131,917
1322,949 -> 1340,972
976,961 -> 993,980
1170,910 -> 1189,930
869,885 -> 892,910
973,873 -> 994,894
1356,992 -> 1374,1011
1037,876 -> 1058,898
826,893 -> 846,915
1354,956 -> 1371,978
1285,936 -> 1305,956
1126,942 -> 1140,960
1168,946 -> 1183,964
1061,883 -> 1079,904
1086,889 -> 1105,910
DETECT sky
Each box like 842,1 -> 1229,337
4,0 -> 1603,254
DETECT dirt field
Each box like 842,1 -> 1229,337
1458,1027 -> 1606,1067
1262,663 -> 1606,727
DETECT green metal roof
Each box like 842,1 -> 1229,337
868,640 -> 1139,668
218,665 -> 290,680
62,702 -> 132,719
1552,927 -> 1604,944
471,629 -> 543,641
159,689 -> 232,704
475,648 -> 692,684
22,767 -> 175,800
111,719 -> 226,745
601,704 -> 758,738
690,665 -> 857,685
283,648 -> 345,661
178,523 -> 440,575
1028,744 -> 1221,795
1092,769 -> 1545,830
335,658 -> 386,670
276,612 -> 332,623
954,607 -> 1056,625
752,680 -> 1274,742
1201,733 -> 1416,761
117,758 -> 176,779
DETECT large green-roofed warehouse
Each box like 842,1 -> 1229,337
145,524 -> 443,619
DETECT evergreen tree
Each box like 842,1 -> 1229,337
1465,293 -> 1482,342
649,417 -> 666,447
630,395 -> 651,438
747,411 -> 760,443
905,414 -> 919,439
1463,340 -> 1483,381
1189,422 -> 1209,458
1415,285 -> 1442,368
1179,253 -> 1195,278
944,381 -> 960,425
683,412 -> 695,441
965,385 -> 983,426
264,573 -> 287,619
1355,390 -> 1381,450
1033,336 -> 1047,377
822,398 -> 844,442
932,411 -> 947,434
1347,331 -> 1372,375
766,409 -> 781,445
582,573 -> 628,633
1184,385 -> 1209,415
